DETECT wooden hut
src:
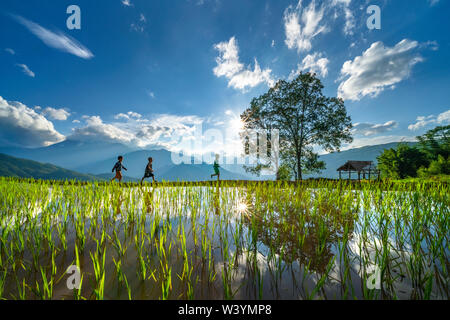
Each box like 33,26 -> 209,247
337,161 -> 380,180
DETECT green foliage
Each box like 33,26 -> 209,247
378,125 -> 450,179
377,143 -> 429,179
416,125 -> 450,160
241,72 -> 353,180
418,155 -> 450,177
276,163 -> 293,181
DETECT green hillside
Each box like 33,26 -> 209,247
0,153 -> 103,181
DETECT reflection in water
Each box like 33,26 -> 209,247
0,184 -> 447,300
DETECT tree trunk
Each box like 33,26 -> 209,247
297,159 -> 302,181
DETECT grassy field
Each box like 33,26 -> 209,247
0,177 -> 448,300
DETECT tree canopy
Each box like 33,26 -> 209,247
240,72 -> 353,180
377,125 -> 450,179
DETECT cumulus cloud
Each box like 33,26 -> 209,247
5,48 -> 15,55
408,109 -> 450,131
42,107 -> 71,121
0,96 -> 65,147
13,15 -> 94,59
352,121 -> 398,136
289,52 -> 329,79
114,111 -> 142,121
16,64 -> 35,77
338,39 -> 424,101
68,113 -> 203,150
283,0 -> 327,53
213,37 -> 274,91
70,116 -> 135,144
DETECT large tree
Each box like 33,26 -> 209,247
240,72 -> 353,180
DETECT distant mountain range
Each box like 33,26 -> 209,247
0,153 -> 101,181
0,140 -> 417,181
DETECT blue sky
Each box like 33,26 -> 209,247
0,0 -> 449,154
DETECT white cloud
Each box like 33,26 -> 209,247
213,37 -> 274,91
42,107 -> 71,121
330,0 -> 355,35
70,116 -> 135,144
121,0 -> 133,7
338,39 -> 424,101
16,64 -> 35,77
147,91 -> 155,99
289,52 -> 329,79
5,48 -> 15,55
283,0 -> 327,53
408,109 -> 450,131
114,111 -> 142,121
0,96 -> 65,147
352,121 -> 398,136
69,113 -> 203,150
72,119 -> 80,124
13,15 -> 94,59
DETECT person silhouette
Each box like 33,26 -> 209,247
111,156 -> 127,183
210,154 -> 220,181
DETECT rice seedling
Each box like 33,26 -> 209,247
0,177 -> 447,300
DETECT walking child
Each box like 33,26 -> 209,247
211,154 -> 220,181
141,157 -> 157,185
111,156 -> 127,183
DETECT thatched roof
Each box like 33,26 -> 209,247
337,161 -> 374,172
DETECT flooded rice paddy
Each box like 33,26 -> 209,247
0,179 -> 448,300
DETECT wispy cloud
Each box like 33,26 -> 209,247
130,13 -> 147,32
428,0 -> 440,7
16,64 -> 35,77
12,15 -> 94,59
283,0 -> 327,53
352,121 -> 398,136
121,0 -> 133,7
5,48 -> 15,55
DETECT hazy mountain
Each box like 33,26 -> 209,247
0,140 -> 135,169
75,149 -> 175,178
0,153 -> 102,181
0,141 -> 418,181
158,164 -> 250,181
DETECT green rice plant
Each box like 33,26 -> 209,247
90,246 -> 106,300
